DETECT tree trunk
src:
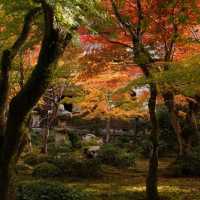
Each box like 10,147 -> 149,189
0,156 -> 17,200
0,51 -> 9,134
188,100 -> 199,138
140,64 -> 159,200
105,117 -> 111,143
146,83 -> 159,200
134,117 -> 139,142
0,8 -> 41,136
0,2 -> 73,200
27,133 -> 32,153
163,91 -> 184,157
0,165 -> 10,200
19,52 -> 25,89
110,1 -> 160,198
41,128 -> 49,154
183,100 -> 198,155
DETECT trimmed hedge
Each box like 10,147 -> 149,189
48,143 -> 72,156
52,157 -> 102,178
68,132 -> 82,149
17,180 -> 88,200
23,153 -> 52,166
32,162 -> 61,178
170,155 -> 200,177
98,144 -> 135,168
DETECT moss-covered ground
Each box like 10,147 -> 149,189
17,158 -> 200,200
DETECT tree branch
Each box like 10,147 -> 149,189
110,0 -> 135,38
2,1 -> 73,163
0,7 -> 42,134
100,34 -> 133,49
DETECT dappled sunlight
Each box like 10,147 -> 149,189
58,169 -> 200,199
122,185 -> 195,193
1,1 -> 200,200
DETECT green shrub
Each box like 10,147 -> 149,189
48,132 -> 55,143
157,106 -> 177,156
38,155 -> 54,163
117,150 -> 136,167
135,137 -> 151,158
98,144 -> 135,168
170,147 -> 200,177
98,144 -> 118,164
51,157 -> 102,178
32,162 -> 61,178
16,180 -> 88,200
171,157 -> 200,177
51,157 -> 77,174
70,159 -> 102,178
31,131 -> 41,146
23,153 -> 53,166
68,132 -> 82,149
16,163 -> 33,175
82,138 -> 100,147
48,142 -> 72,156
114,136 -> 130,148
23,154 -> 40,166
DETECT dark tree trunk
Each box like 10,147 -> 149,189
105,117 -> 111,143
0,51 -> 9,134
0,166 -> 11,200
0,156 -> 17,200
146,83 -> 159,200
0,7 -> 42,200
110,1 -> 159,199
188,100 -> 199,137
134,117 -> 139,142
0,8 -> 41,136
184,100 -> 198,155
140,66 -> 159,200
163,91 -> 184,157
0,2 -> 73,200
19,52 -> 25,89
16,123 -> 32,161
41,128 -> 49,154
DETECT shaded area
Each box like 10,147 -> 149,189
17,158 -> 200,200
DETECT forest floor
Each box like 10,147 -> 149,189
18,158 -> 200,200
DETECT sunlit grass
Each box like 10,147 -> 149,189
60,179 -> 200,200
17,159 -> 200,200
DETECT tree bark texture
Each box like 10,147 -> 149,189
0,1 -> 73,200
146,83 -> 159,200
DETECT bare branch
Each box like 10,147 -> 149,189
100,34 -> 133,49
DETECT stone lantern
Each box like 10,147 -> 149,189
54,104 -> 72,145
31,110 -> 41,133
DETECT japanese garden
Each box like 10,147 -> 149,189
1,1 -> 200,200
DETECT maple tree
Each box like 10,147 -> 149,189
79,0 -> 200,199
0,1 -> 105,200
1,1 -> 200,200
